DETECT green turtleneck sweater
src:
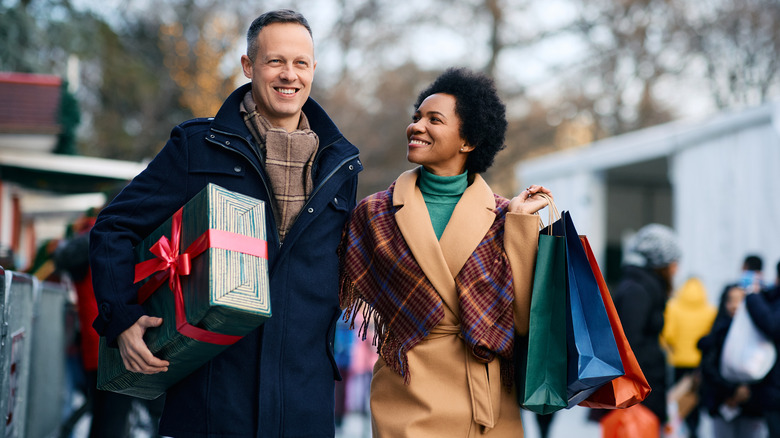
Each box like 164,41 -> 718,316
419,168 -> 468,239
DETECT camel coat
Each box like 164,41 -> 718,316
369,170 -> 539,438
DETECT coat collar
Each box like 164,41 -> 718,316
206,83 -> 361,184
393,167 -> 497,308
210,83 -> 346,148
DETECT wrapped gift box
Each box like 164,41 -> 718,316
97,183 -> 271,399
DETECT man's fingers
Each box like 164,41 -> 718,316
117,316 -> 170,374
138,315 -> 164,328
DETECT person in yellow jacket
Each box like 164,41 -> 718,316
661,277 -> 717,438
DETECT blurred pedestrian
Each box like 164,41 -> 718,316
744,260 -> 780,437
55,207 -> 165,437
334,318 -> 354,428
55,208 -> 135,437
661,276 -> 717,437
346,311 -> 376,416
612,223 -> 681,430
724,255 -> 765,295
535,412 -> 555,438
698,285 -> 766,438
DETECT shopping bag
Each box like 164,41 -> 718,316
578,235 -> 651,409
720,301 -> 777,382
551,211 -> 623,407
600,403 -> 660,438
517,198 -> 568,414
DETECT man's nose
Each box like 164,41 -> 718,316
279,63 -> 296,81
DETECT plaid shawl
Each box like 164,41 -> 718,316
339,181 -> 515,384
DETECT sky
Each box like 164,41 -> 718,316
63,0 -> 719,121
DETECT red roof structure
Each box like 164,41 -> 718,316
0,72 -> 62,135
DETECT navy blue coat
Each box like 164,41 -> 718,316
697,292 -> 764,419
90,83 -> 362,437
746,286 -> 780,410
611,265 -> 668,423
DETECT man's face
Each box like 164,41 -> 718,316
241,22 -> 316,132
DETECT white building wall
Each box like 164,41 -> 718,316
671,118 -> 780,299
517,101 -> 780,306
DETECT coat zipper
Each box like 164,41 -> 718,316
207,130 -> 360,248
206,131 -> 282,247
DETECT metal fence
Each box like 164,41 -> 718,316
0,267 -> 69,438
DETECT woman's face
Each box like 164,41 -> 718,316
725,286 -> 745,317
405,93 -> 473,176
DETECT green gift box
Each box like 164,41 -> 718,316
97,183 -> 271,400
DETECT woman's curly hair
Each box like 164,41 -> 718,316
414,67 -> 507,174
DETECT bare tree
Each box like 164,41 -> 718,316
685,0 -> 780,109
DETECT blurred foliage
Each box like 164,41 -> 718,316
55,80 -> 80,155
1,0 -> 778,197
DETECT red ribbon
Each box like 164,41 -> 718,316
133,207 -> 268,345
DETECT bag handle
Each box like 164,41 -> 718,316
535,193 -> 560,234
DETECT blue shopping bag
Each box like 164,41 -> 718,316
551,211 -> 624,407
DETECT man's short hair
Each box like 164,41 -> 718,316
744,254 -> 763,272
246,9 -> 312,62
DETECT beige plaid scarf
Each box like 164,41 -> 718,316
240,91 -> 319,241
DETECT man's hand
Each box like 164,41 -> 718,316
117,316 -> 170,374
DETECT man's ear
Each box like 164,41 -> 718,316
240,55 -> 253,79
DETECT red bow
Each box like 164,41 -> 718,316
134,207 -> 268,345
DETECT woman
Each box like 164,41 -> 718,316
611,223 -> 681,428
660,277 -> 717,438
698,286 -> 766,438
339,68 -> 551,436
743,261 -> 780,437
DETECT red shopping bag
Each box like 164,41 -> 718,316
577,236 -> 651,409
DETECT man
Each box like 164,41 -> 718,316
743,260 -> 780,437
89,9 -> 362,437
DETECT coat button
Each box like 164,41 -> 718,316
234,165 -> 242,173
100,303 -> 112,321
348,165 -> 354,171
333,197 -> 339,205
307,207 -> 314,213
225,140 -> 231,145
209,134 -> 215,138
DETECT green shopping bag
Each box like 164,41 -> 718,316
516,196 -> 568,415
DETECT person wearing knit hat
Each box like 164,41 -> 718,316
612,223 -> 681,430
623,223 -> 682,269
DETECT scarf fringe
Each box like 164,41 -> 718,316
340,275 -> 412,384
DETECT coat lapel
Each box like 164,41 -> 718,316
393,169 -> 457,304
438,174 -> 497,278
393,169 -> 498,316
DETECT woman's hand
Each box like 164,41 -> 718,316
508,185 -> 552,215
